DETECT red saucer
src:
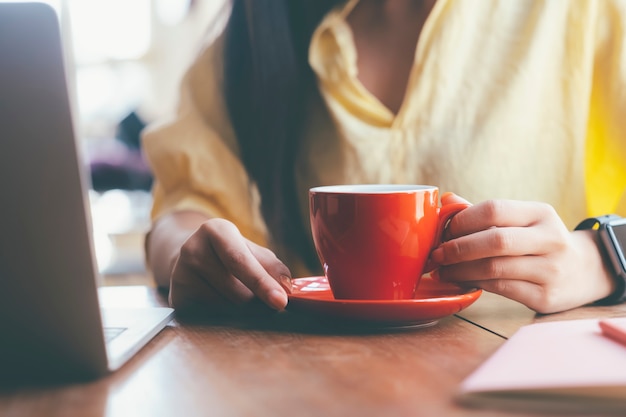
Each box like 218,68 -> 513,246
287,276 -> 482,328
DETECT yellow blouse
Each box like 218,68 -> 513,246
143,0 -> 626,277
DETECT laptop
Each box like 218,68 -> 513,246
0,2 -> 174,383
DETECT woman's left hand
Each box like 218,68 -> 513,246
430,193 -> 618,314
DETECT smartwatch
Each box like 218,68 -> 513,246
575,215 -> 626,304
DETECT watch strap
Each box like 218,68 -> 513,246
575,215 -> 626,305
574,214 -> 622,231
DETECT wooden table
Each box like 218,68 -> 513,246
2,285 -> 626,417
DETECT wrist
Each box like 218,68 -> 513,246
575,215 -> 626,305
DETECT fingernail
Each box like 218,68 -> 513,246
424,259 -> 437,272
431,248 -> 443,264
279,274 -> 292,294
268,289 -> 288,311
430,269 -> 441,281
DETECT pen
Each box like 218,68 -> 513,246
598,319 -> 626,348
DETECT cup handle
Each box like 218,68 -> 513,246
435,202 -> 471,245
423,202 -> 471,275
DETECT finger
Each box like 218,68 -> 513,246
437,255 -> 552,285
447,200 -> 557,238
431,226 -> 562,264
169,259 -> 235,311
246,240 -> 293,293
438,255 -> 553,313
199,241 -> 292,303
207,221 -> 289,311
440,192 -> 471,205
170,263 -> 277,317
176,228 -> 259,305
458,278 -> 548,312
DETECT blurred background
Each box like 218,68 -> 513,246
6,0 -> 228,284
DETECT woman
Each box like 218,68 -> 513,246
142,0 -> 626,315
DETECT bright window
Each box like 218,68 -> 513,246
68,0 -> 151,65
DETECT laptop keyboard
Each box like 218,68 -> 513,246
104,327 -> 127,343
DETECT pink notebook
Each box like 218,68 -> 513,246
457,317 -> 626,414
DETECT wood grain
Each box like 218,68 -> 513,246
1,286 -> 619,417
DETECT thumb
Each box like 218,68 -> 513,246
441,192 -> 472,206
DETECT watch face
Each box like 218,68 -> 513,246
612,223 -> 626,252
608,219 -> 626,272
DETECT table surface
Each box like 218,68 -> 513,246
2,281 -> 626,417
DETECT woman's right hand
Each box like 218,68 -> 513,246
151,215 -> 292,316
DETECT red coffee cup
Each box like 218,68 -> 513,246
309,185 -> 469,300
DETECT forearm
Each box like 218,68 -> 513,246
146,210 -> 210,289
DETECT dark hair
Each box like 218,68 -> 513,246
223,0 -> 341,269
